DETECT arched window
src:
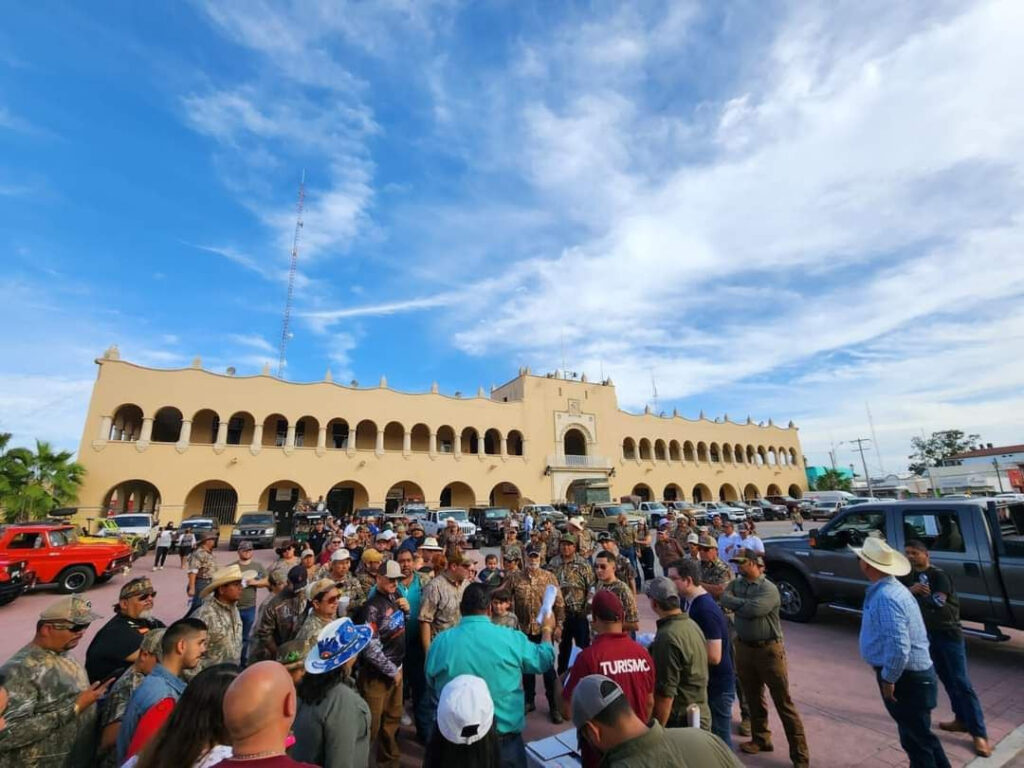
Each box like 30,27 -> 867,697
623,438 -> 637,460
295,416 -> 319,448
110,404 -> 143,441
326,418 -> 350,449
383,421 -> 404,451
226,412 -> 255,445
507,430 -> 524,456
668,440 -> 681,461
683,441 -> 695,462
263,414 -> 288,447
151,407 -> 183,443
654,439 -> 667,461
483,428 -> 502,455
697,442 -> 709,463
410,423 -> 430,452
563,428 -> 587,456
436,425 -> 456,454
638,439 -> 653,461
460,427 -> 480,454
355,420 -> 377,450
709,443 -> 721,463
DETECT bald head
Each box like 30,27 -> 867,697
222,661 -> 296,749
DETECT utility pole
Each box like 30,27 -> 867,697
849,437 -> 874,497
993,458 -> 1005,492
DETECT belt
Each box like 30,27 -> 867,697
739,638 -> 779,648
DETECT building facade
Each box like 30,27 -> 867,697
73,348 -> 807,532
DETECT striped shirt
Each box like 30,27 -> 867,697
859,576 -> 932,683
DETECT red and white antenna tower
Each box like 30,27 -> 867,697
277,170 -> 305,377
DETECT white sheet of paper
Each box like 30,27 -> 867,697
535,583 -> 557,625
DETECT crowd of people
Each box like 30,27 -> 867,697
0,504 -> 994,767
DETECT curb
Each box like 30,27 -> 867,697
965,724 -> 1024,767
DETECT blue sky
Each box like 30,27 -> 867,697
3,0 -> 1024,475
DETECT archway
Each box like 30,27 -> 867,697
507,430 -> 524,456
734,443 -> 744,464
722,444 -> 734,463
668,440 -> 681,461
692,483 -> 712,503
383,421 -> 404,451
109,404 -> 143,441
258,480 -> 308,535
663,483 -> 684,502
102,479 -> 162,518
746,445 -> 756,464
355,419 -> 377,450
768,448 -> 778,465
654,439 -> 667,461
184,480 -> 239,525
484,428 -> 502,455
410,423 -> 430,452
683,441 -> 695,462
767,483 -> 782,497
191,409 -> 220,445
743,483 -> 761,500
327,480 -> 369,517
460,427 -> 480,454
719,483 -> 739,502
226,411 -> 255,445
623,438 -> 637,460
151,407 -> 183,443
263,414 -> 288,447
326,418 -> 350,449
776,447 -> 788,466
563,428 -> 587,457
788,484 -> 803,499
386,481 -> 425,514
295,416 -> 319,448
631,483 -> 653,502
489,482 -> 522,510
697,442 -> 709,463
709,443 -> 721,463
789,448 -> 799,466
757,446 -> 768,465
439,481 -> 475,508
638,439 -> 653,461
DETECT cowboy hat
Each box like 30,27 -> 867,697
849,536 -> 911,577
201,564 -> 258,598
419,537 -> 442,551
304,617 -> 372,674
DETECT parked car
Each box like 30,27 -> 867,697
733,500 -> 762,521
637,501 -> 668,526
747,498 -> 788,521
520,504 -> 557,519
179,516 -> 220,547
699,501 -> 747,523
844,497 -> 883,507
808,500 -> 843,521
554,503 -> 580,516
763,499 -> 1024,638
585,503 -> 645,534
355,507 -> 386,523
0,556 -> 33,606
766,495 -> 804,513
230,512 -> 277,550
98,513 -> 160,550
421,508 -> 478,546
0,522 -> 133,593
470,506 -> 511,546
538,508 -> 569,531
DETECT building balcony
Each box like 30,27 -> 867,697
546,453 -> 612,470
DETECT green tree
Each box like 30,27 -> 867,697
0,434 -> 85,522
812,469 -> 852,491
908,429 -> 981,475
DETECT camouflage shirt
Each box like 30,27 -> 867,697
418,571 -> 467,639
547,554 -> 595,614
270,557 -> 301,584
615,554 -> 637,587
97,667 -> 145,768
577,527 -> 596,558
438,528 -> 465,558
500,542 -> 524,568
507,567 -> 565,635
700,557 -> 734,607
250,588 -> 307,663
596,578 -> 640,626
187,547 -> 218,580
332,571 -> 368,618
189,597 -> 242,670
356,568 -> 379,595
0,642 -> 96,768
614,525 -> 637,549
294,611 -> 334,652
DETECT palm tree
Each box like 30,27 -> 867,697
812,468 -> 852,492
0,434 -> 86,522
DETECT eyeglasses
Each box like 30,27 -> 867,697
47,622 -> 89,632
323,595 -> 341,604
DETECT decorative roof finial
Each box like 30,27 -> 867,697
431,381 -> 439,393
261,362 -> 271,376
192,356 -> 202,369
379,375 -> 387,388
103,344 -> 120,360
324,368 -> 333,382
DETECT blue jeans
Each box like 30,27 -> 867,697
406,633 -> 432,741
498,732 -> 526,768
929,632 -> 987,739
708,674 -> 735,748
877,667 -> 951,768
239,605 -> 255,666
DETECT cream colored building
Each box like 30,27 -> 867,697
74,347 -> 807,533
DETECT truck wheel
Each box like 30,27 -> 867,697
770,568 -> 816,622
58,566 -> 96,594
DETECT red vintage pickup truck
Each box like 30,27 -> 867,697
0,556 -> 33,606
0,522 -> 133,593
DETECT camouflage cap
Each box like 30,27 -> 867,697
139,627 -> 166,658
39,594 -> 102,624
730,551 -> 765,567
697,534 -> 718,549
502,546 -> 522,562
197,529 -> 218,542
559,533 -> 579,546
276,639 -> 308,670
119,577 -> 156,601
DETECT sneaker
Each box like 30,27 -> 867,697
737,719 -> 751,737
400,713 -> 412,727
151,567 -> 157,572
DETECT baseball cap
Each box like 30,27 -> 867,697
39,594 -> 102,624
382,560 -> 402,579
559,533 -> 579,546
438,675 -> 494,746
644,576 -> 679,602
139,627 -> 165,658
730,551 -> 765,566
330,548 -> 351,562
525,544 -> 542,557
686,532 -> 699,545
447,550 -> 472,567
360,548 -> 384,563
301,548 -> 316,558
591,590 -> 624,622
658,519 -> 670,529
287,565 -> 308,588
502,546 -> 522,562
596,531 -> 612,542
571,675 -> 625,729
237,540 -> 254,552
697,534 -> 718,549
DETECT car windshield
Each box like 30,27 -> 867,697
359,509 -> 384,517
598,505 -> 624,516
112,515 -> 151,527
49,529 -> 76,546
238,514 -> 273,525
534,505 -> 555,513
646,503 -> 667,511
446,510 -> 469,522
182,520 -> 212,529
484,509 -> 508,519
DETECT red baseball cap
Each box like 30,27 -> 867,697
592,589 -> 624,622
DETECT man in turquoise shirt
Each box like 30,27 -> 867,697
426,582 -> 556,767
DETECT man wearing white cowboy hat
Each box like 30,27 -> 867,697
188,563 -> 256,672
852,536 -> 950,768
292,618 -> 373,768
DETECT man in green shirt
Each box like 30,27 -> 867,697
233,541 -> 269,665
571,674 -> 741,768
644,577 -> 710,730
720,551 -> 808,767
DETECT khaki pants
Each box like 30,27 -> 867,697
735,639 -> 809,766
359,671 -> 403,767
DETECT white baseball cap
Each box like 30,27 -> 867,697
437,675 -> 494,746
330,548 -> 351,562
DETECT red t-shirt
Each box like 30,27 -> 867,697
563,632 -> 656,768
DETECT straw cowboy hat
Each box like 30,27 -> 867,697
848,536 -> 911,577
201,564 -> 258,598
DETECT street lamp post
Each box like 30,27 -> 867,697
849,438 -> 874,498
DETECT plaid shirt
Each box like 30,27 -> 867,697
859,576 -> 933,683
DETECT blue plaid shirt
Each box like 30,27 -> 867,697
859,576 -> 932,683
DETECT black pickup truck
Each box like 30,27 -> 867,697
763,499 -> 1024,640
